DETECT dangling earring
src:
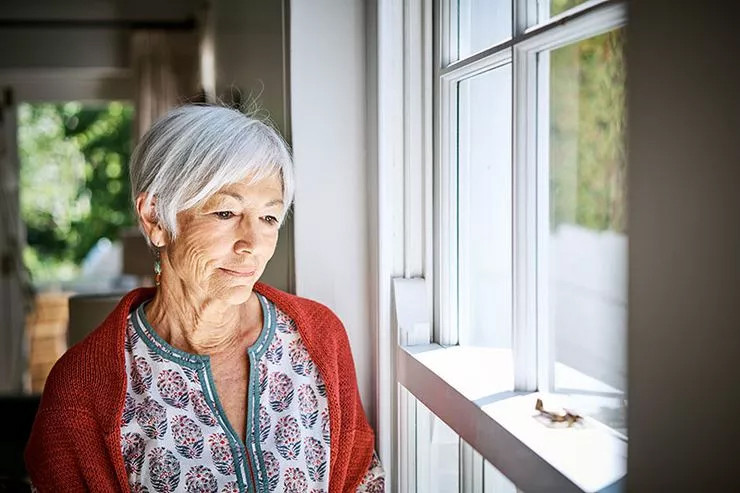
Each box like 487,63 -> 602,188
153,244 -> 162,286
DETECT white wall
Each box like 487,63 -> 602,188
290,0 -> 374,426
627,1 -> 740,490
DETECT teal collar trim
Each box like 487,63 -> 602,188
250,294 -> 277,359
131,293 -> 276,368
132,303 -> 205,369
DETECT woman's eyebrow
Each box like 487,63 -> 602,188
214,192 -> 283,208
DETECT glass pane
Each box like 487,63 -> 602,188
456,0 -> 511,60
416,398 -> 460,492
484,458 -> 517,493
457,64 -> 512,351
548,28 -> 627,434
460,438 -> 518,493
550,0 -> 590,17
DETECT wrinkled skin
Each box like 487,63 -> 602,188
135,173 -> 284,355
135,173 -> 284,441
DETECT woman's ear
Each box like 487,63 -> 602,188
135,193 -> 167,247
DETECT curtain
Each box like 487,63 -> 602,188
0,87 -> 32,393
131,30 -> 200,140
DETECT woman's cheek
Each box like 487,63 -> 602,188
175,228 -> 216,280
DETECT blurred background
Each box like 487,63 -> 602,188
0,0 -> 296,392
0,0 -> 295,486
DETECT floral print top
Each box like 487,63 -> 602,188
120,294 -> 385,492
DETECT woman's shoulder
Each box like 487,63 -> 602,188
37,288 -> 154,421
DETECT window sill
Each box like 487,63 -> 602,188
397,344 -> 626,493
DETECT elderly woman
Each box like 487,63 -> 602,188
25,105 -> 384,493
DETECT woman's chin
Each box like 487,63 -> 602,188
218,284 -> 254,305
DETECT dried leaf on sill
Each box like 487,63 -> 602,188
534,398 -> 586,429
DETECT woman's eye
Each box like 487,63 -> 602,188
214,211 -> 235,220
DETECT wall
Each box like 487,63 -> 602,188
0,0 -> 199,101
0,26 -> 133,102
290,0 -> 375,426
627,0 -> 740,490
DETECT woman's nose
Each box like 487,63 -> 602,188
234,218 -> 258,253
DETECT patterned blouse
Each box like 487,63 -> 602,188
119,293 -> 385,492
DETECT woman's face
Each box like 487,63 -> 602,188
163,173 -> 284,305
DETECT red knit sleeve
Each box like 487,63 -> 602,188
24,343 -> 126,492
328,312 -> 376,492
355,451 -> 386,492
345,428 -> 377,492
25,407 -> 104,492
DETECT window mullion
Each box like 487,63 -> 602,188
456,77 -> 471,348
460,440 -> 485,493
436,72 -> 459,346
443,0 -> 458,66
514,0 -> 540,36
405,0 -> 427,279
535,50 -> 553,392
512,44 -> 539,392
398,385 -> 417,493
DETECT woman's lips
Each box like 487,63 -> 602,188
219,267 -> 256,277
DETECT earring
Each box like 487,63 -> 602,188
153,243 -> 162,286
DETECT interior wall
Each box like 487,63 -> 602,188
627,1 -> 740,490
0,69 -> 132,103
0,25 -> 134,102
0,0 -> 197,22
206,0 -> 294,293
0,28 -> 130,70
290,0 -> 375,426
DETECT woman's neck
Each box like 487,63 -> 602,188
144,278 -> 262,357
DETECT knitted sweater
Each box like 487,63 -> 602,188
25,282 -> 375,492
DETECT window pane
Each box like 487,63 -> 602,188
416,398 -> 460,492
456,0 -> 511,60
484,458 -> 517,493
458,64 -> 512,350
550,0 -> 590,17
548,28 -> 627,434
460,438 -> 518,493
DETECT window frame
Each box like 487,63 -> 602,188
377,0 -> 629,491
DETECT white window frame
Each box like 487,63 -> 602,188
376,0 -> 628,492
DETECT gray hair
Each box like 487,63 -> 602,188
129,104 -> 294,243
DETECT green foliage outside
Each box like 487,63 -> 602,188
551,0 -> 589,17
549,25 -> 627,234
18,102 -> 135,283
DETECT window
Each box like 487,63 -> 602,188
453,0 -> 512,60
546,28 -> 627,435
456,63 -> 513,352
380,0 -> 628,491
399,386 -> 519,492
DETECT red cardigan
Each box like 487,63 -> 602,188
25,282 -> 375,492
